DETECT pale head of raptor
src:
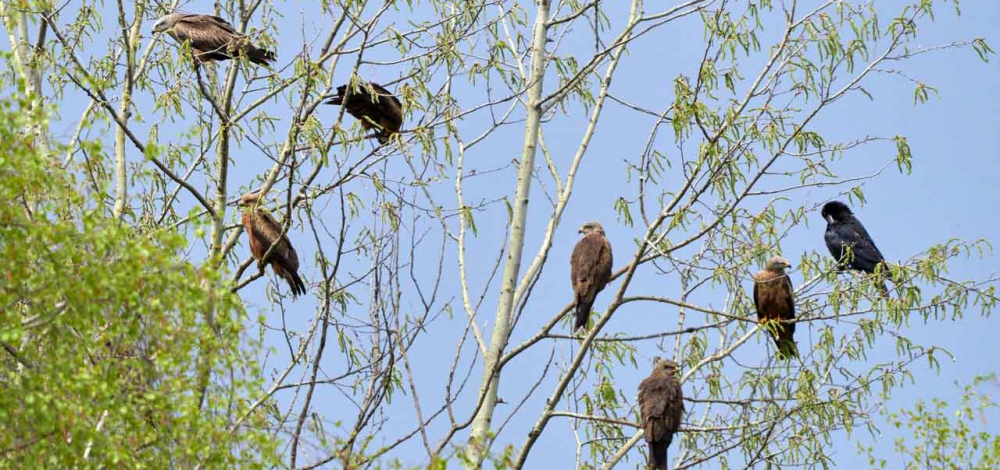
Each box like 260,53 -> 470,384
152,13 -> 184,34
239,191 -> 264,208
652,358 -> 679,375
765,256 -> 792,273
578,220 -> 605,236
821,200 -> 853,224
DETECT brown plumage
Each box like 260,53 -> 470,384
569,221 -> 613,331
240,192 -> 306,297
324,82 -> 403,144
753,256 -> 798,359
153,13 -> 275,66
638,359 -> 685,470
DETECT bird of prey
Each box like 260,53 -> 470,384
821,201 -> 889,295
569,221 -> 613,331
152,13 -> 275,66
753,256 -> 798,359
240,192 -> 306,297
638,359 -> 685,470
324,82 -> 403,144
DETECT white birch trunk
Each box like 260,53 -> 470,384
466,0 -> 550,463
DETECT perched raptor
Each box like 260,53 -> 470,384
821,201 -> 889,295
240,192 -> 306,297
638,359 -> 685,470
753,256 -> 798,359
325,82 -> 403,144
569,221 -> 613,331
152,12 -> 275,66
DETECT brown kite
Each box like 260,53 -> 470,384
240,192 -> 306,297
569,221 -> 613,331
753,256 -> 798,359
153,13 -> 275,66
324,82 -> 403,144
638,359 -> 684,470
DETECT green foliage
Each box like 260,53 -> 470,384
864,375 -> 1000,470
0,0 -> 994,468
0,91 -> 277,469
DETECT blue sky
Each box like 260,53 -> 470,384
38,0 -> 1000,468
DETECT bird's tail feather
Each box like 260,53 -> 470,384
776,338 -> 799,360
248,47 -> 276,66
574,302 -> 592,332
648,442 -> 667,470
288,271 -> 306,297
275,265 -> 306,298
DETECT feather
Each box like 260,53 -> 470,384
822,201 -> 890,296
638,360 -> 684,470
241,194 -> 306,297
155,13 -> 275,66
753,256 -> 798,359
569,221 -> 613,331
325,82 -> 403,143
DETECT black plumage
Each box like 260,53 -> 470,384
821,201 -> 889,295
324,82 -> 403,144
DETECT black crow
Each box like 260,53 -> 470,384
821,201 -> 889,295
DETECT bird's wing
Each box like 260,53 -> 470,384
781,275 -> 796,322
370,83 -> 404,129
253,210 -> 300,272
752,271 -> 764,320
570,234 -> 606,295
187,15 -> 238,34
596,237 -> 613,287
175,15 -> 236,54
639,374 -> 683,441
846,219 -> 885,266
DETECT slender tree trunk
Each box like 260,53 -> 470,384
0,4 -> 50,156
113,1 -> 145,220
467,0 -> 550,463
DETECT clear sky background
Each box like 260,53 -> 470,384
40,0 -> 999,468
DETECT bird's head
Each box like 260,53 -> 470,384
578,220 -> 605,236
765,256 -> 792,272
653,358 -> 679,375
239,191 -> 264,208
821,201 -> 853,224
152,13 -> 180,34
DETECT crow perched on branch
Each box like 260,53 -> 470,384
821,200 -> 890,296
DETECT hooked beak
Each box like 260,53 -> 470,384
824,214 -> 835,224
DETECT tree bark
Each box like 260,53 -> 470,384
466,0 -> 550,464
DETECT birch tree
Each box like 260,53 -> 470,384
1,0 -> 996,469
